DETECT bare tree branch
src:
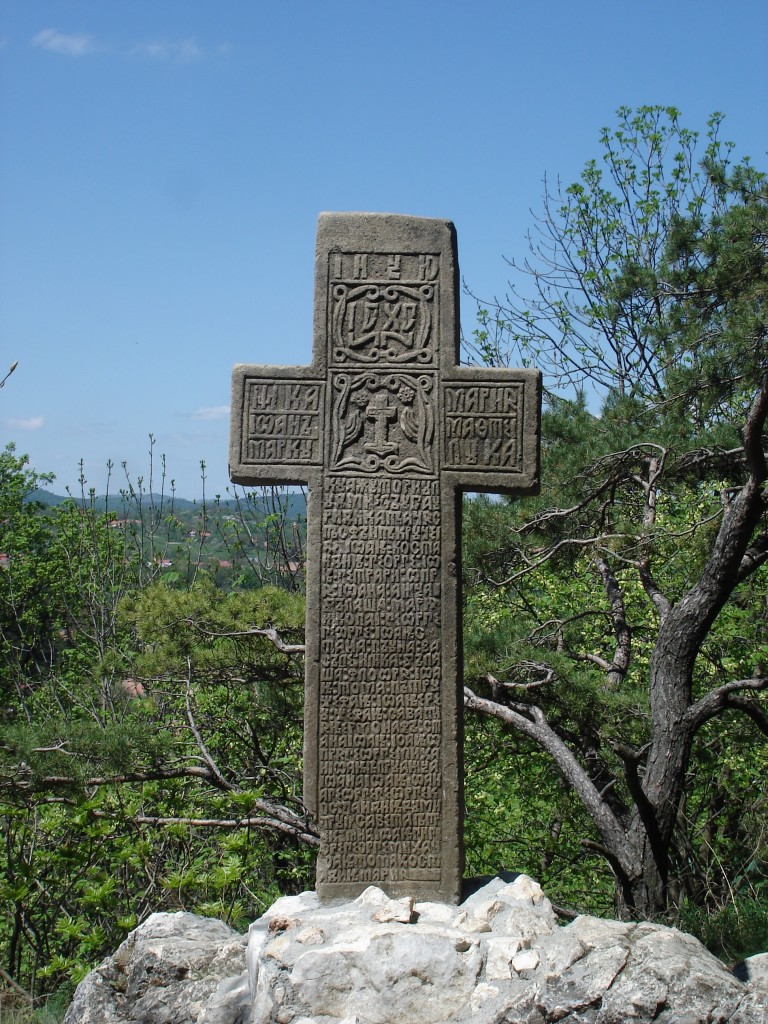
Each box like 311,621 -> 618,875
735,528 -> 768,585
594,555 -> 631,687
743,371 -> 768,481
684,676 -> 768,734
3,766 -> 230,791
182,619 -> 306,655
92,810 -> 319,846
185,662 -> 238,793
491,536 -> 605,587
0,964 -> 33,1003
464,686 -> 634,878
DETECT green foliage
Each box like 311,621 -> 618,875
0,446 -> 62,710
680,893 -> 768,963
470,105 -> 767,417
0,446 -> 312,1000
463,106 -> 768,919
464,713 -> 615,915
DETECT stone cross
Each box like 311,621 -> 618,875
230,214 -> 540,903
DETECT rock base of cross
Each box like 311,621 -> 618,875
62,875 -> 768,1024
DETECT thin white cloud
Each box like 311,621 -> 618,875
32,28 -> 101,57
7,416 -> 44,431
131,38 -> 202,62
192,406 -> 230,421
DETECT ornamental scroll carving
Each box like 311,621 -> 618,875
331,282 -> 437,366
330,372 -> 435,475
329,250 -> 439,364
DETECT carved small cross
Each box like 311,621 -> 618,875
364,389 -> 399,456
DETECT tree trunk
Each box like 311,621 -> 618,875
614,827 -> 669,919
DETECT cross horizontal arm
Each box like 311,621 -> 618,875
229,364 -> 324,487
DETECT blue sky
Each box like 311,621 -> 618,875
1,1 -> 766,498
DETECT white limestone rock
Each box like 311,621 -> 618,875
736,951 -> 768,993
246,877 -> 767,1024
61,911 -> 248,1024
62,876 -> 768,1024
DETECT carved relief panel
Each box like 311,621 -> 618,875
329,371 -> 436,475
329,252 -> 439,367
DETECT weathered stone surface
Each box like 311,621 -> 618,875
229,213 -> 541,903
61,912 -> 248,1024
63,878 -> 768,1023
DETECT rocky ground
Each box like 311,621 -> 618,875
63,875 -> 768,1024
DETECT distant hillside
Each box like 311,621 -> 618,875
27,489 -> 307,519
28,489 -> 218,513
26,489 -> 64,507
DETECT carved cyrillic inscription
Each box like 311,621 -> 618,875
330,372 -> 436,475
443,382 -> 523,471
319,476 -> 441,883
241,379 -> 323,466
330,252 -> 439,365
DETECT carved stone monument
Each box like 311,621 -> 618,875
230,214 -> 540,903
